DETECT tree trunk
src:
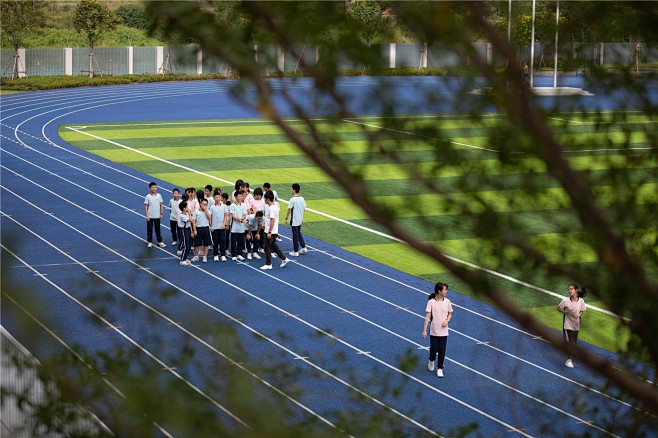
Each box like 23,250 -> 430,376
89,45 -> 94,78
12,48 -> 19,80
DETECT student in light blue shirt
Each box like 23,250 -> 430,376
178,201 -> 196,266
245,211 -> 264,260
285,183 -> 307,256
210,193 -> 229,262
230,190 -> 248,261
168,188 -> 181,247
192,198 -> 212,263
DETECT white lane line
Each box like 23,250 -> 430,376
2,172 -> 530,437
342,118 -> 501,153
0,137 -> 632,414
0,144 -> 616,408
0,217 -> 341,434
0,241 -> 251,430
240,261 -> 619,437
548,117 -> 584,124
25,84 -> 647,321
0,140 -> 627,392
1,83 -> 229,122
0,186 -> 441,437
279,240 -> 637,410
56,127 -> 626,320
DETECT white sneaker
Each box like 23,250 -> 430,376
258,249 -> 265,254
176,250 -> 182,256
242,249 -> 248,254
191,256 -> 199,262
232,257 -> 237,261
221,256 -> 227,262
272,253 -> 277,259
247,253 -> 252,260
252,253 -> 261,260
565,359 -> 574,368
436,368 -> 444,378
225,250 -> 231,256
237,255 -> 244,261
289,251 -> 299,257
300,247 -> 308,254
280,259 -> 289,268
213,256 -> 219,262
158,242 -> 166,248
179,260 -> 190,266
202,256 -> 207,263
427,360 -> 435,372
171,241 -> 178,246
260,264 -> 273,270
276,237 -> 282,242
147,242 -> 153,248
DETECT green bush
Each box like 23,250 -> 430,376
0,74 -> 236,92
1,25 -> 164,49
0,67 -> 453,93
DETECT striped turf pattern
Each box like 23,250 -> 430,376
59,113 -> 657,351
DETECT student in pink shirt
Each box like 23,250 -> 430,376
243,182 -> 256,213
557,284 -> 587,368
422,282 -> 453,378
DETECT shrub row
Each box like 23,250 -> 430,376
1,67 -> 454,92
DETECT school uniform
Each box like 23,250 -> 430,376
144,193 -> 164,244
425,297 -> 453,370
210,203 -> 228,257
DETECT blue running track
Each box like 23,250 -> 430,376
1,76 -> 655,437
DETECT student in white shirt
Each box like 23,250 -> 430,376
285,183 -> 307,256
144,182 -> 166,248
260,191 -> 289,270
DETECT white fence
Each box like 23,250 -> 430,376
2,43 -> 656,78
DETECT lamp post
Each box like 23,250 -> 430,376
553,0 -> 559,88
530,0 -> 536,87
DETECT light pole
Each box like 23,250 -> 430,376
553,0 -> 560,88
530,0 -> 536,87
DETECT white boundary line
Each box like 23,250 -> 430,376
0,166 -> 619,437
0,241 -> 251,430
0,141 -> 631,403
0,186 -> 452,437
59,126 -> 627,320
283,252 -> 635,410
342,118 -> 501,153
0,217 -> 342,434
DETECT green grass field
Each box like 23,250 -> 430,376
60,113 -> 657,353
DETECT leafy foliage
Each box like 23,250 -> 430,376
0,0 -> 47,78
143,0 -> 658,419
115,4 -> 149,30
73,0 -> 121,48
73,0 -> 121,77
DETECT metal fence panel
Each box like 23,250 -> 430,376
166,45 -> 197,74
25,48 -> 65,76
395,44 -> 424,68
427,44 -> 461,67
94,47 -> 129,75
134,46 -> 157,74
283,44 -> 317,73
257,44 -> 279,73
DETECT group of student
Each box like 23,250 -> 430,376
144,180 -> 307,270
